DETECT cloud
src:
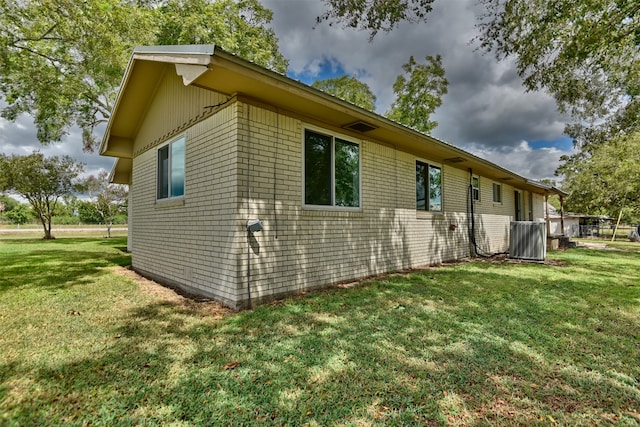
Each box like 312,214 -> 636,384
465,140 -> 571,181
0,101 -> 115,179
1,1 -> 573,183
264,0 -> 573,180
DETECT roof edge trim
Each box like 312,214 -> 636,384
133,44 -> 216,55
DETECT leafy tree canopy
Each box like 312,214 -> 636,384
320,0 -> 640,134
0,194 -> 19,213
0,0 -> 288,149
0,152 -> 84,239
558,131 -> 640,223
5,203 -> 33,226
386,55 -> 448,134
311,75 -> 377,111
77,201 -> 102,225
318,0 -> 435,40
156,0 -> 287,73
0,0 -> 154,148
477,0 -> 640,136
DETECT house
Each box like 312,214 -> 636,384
100,45 -> 564,310
545,202 -> 610,238
545,203 -> 580,237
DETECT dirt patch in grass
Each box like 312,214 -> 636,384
111,266 -> 232,319
454,254 -> 567,267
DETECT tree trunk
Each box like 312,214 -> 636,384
106,221 -> 112,238
42,216 -> 54,240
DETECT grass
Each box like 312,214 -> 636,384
0,224 -> 127,239
1,237 -> 639,426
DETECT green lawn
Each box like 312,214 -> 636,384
1,237 -> 639,426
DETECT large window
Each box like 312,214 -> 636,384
304,129 -> 360,208
416,161 -> 442,212
492,182 -> 502,203
157,136 -> 185,200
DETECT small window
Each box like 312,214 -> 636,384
471,176 -> 480,201
492,183 -> 502,203
304,129 -> 360,208
416,161 -> 442,212
157,136 -> 185,200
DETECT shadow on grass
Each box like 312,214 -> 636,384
4,250 -> 639,425
0,237 -> 130,294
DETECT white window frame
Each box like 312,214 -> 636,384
156,135 -> 186,202
471,175 -> 480,202
416,158 -> 443,213
492,182 -> 502,204
302,125 -> 362,210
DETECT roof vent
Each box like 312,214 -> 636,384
445,157 -> 466,163
344,121 -> 378,133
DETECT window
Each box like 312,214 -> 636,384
515,190 -> 524,220
492,183 -> 502,203
416,161 -> 442,212
157,136 -> 185,200
304,129 -> 360,208
471,175 -> 480,201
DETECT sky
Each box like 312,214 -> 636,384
0,0 -> 573,186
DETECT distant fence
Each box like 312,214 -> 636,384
587,225 -> 635,240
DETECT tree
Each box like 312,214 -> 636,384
155,0 -> 287,73
312,75 -> 377,110
476,0 -> 640,132
319,1 -> 640,134
557,131 -> 640,223
77,201 -> 102,225
5,204 -> 33,227
319,0 -> 640,205
1,0 -> 288,150
386,55 -> 448,134
0,195 -> 20,220
0,0 -> 154,148
473,1 -> 640,217
83,171 -> 128,238
318,0 -> 436,40
0,152 -> 84,239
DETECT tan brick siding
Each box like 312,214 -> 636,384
130,84 -> 243,306
127,69 -> 547,309
234,102 -> 523,306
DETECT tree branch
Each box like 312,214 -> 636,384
11,44 -> 61,68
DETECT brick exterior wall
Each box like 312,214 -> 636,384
127,70 -> 546,309
234,102 -> 539,308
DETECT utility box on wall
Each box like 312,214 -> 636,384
510,221 -> 547,261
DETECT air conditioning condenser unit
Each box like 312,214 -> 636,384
510,221 -> 546,261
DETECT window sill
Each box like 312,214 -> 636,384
416,210 -> 444,220
155,197 -> 185,209
302,205 -> 363,218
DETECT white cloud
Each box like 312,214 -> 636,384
0,0 -> 574,182
0,101 -> 115,179
264,0 -> 573,180
465,140 -> 571,181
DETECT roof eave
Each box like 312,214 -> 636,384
100,45 -> 561,192
210,49 -> 552,191
99,45 -> 218,158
